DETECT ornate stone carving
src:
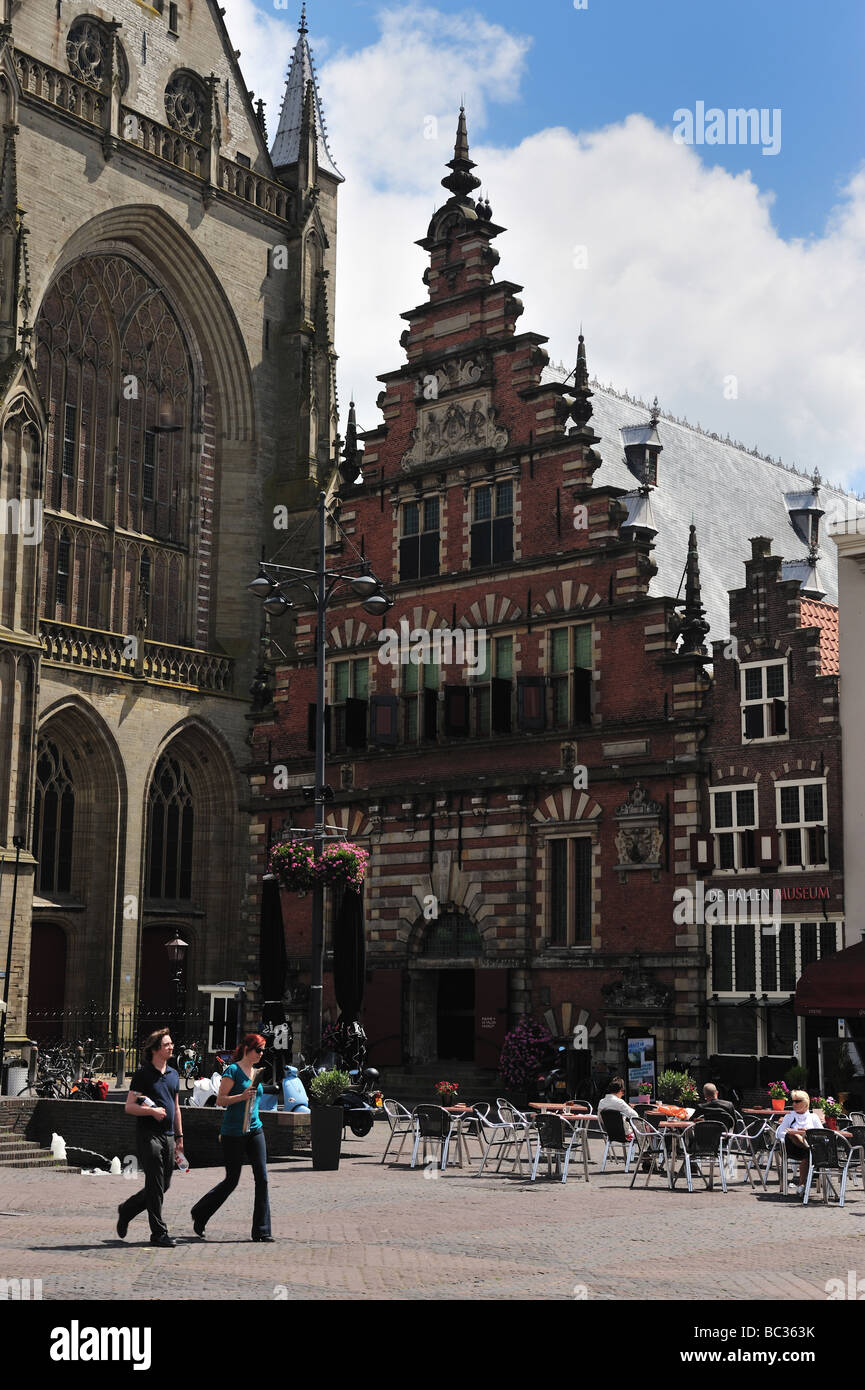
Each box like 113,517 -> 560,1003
164,72 -> 207,141
602,955 -> 673,1012
401,390 -> 508,469
416,354 -> 491,401
66,18 -> 128,93
613,781 -> 663,869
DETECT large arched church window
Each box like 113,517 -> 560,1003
33,739 -> 75,894
146,755 -> 194,900
421,909 -> 484,958
36,255 -> 195,644
66,17 -> 129,93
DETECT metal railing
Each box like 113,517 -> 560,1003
24,1006 -> 211,1077
14,50 -> 105,127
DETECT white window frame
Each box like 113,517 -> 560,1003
472,632 -> 514,736
546,833 -> 594,948
775,778 -> 828,872
740,658 -> 789,744
330,656 -> 370,752
709,782 -> 759,873
548,623 -> 593,728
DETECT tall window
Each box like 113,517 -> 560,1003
475,635 -> 513,735
741,661 -> 788,741
142,430 -> 156,503
139,548 -> 151,597
710,785 -> 758,871
34,739 -> 75,894
548,837 -> 593,946
711,919 -> 838,995
399,498 -> 440,581
777,781 -> 827,869
403,659 -> 439,742
471,480 -> 513,568
62,404 -> 77,478
333,658 -> 369,750
55,530 -> 71,608
146,755 -> 194,900
550,625 -> 592,727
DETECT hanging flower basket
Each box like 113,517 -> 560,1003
314,843 -> 370,892
270,841 -> 316,892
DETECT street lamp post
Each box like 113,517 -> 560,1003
164,934 -> 188,1042
249,491 -> 392,1054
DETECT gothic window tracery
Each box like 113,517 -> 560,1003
164,72 -> 208,141
36,254 -> 195,645
34,738 -> 75,894
66,18 -> 128,93
146,755 -> 195,901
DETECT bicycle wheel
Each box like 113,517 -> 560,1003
88,1053 -> 104,1075
183,1066 -> 196,1090
16,1083 -> 39,1098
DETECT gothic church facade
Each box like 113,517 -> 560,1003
0,1 -> 340,1044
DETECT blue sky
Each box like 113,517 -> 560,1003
233,0 -> 865,487
262,0 -> 864,242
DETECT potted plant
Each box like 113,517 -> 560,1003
656,1069 -> 689,1105
307,1067 -> 350,1170
679,1078 -> 699,1108
811,1095 -> 826,1123
636,1081 -> 653,1104
435,1081 -> 459,1107
784,1064 -> 809,1092
822,1096 -> 844,1130
767,1080 -> 789,1112
270,840 -> 316,894
315,842 -> 369,891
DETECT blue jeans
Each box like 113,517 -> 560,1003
191,1129 -> 271,1238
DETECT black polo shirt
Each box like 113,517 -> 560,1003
129,1060 -> 180,1137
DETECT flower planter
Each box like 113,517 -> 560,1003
826,1117 -> 838,1131
311,1106 -> 343,1170
771,1098 -> 786,1112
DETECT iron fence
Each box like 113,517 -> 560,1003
24,1005 -> 211,1074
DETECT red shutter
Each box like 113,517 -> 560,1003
474,969 -> 509,1068
690,833 -> 713,871
362,969 -> 403,1065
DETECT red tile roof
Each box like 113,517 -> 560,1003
800,598 -> 839,675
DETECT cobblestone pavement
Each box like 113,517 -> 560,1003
0,1125 -> 862,1301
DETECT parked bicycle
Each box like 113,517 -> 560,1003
17,1063 -> 73,1100
175,1041 -> 205,1090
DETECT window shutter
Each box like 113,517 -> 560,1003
757,830 -> 779,870
491,677 -> 512,734
419,531 -> 439,578
743,706 -> 763,739
344,698 -> 368,749
491,516 -> 513,565
399,535 -> 419,583
307,703 -> 331,752
771,698 -> 788,736
444,685 -> 470,737
741,828 -> 756,870
573,667 -> 592,724
422,687 -> 438,741
689,833 -> 713,871
369,695 -> 398,746
517,675 -> 545,731
470,521 -> 491,568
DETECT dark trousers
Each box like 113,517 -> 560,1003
118,1132 -> 175,1240
191,1130 -> 271,1238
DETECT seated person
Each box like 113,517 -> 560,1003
775,1090 -> 823,1193
598,1077 -> 639,1141
690,1082 -> 736,1128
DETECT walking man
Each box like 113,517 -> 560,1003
116,1028 -> 182,1247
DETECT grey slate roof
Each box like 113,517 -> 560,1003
542,366 -> 854,644
270,23 -> 343,180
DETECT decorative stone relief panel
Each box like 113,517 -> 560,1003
401,390 -> 509,470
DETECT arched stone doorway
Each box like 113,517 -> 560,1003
406,909 -> 508,1068
26,922 -> 67,1035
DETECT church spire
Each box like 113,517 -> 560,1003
270,4 -> 343,181
679,524 -> 710,655
340,400 -> 362,487
441,107 -> 481,200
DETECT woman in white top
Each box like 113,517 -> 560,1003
775,1090 -> 823,1191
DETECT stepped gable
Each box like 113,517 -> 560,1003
542,367 -> 853,643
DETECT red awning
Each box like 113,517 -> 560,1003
794,941 -> 865,1017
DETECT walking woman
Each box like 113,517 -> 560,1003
190,1033 -> 273,1241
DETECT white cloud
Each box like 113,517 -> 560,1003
225,2 -> 865,489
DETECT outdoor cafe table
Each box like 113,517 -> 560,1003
528,1102 -> 588,1113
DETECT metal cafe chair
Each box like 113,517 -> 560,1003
410,1104 -> 465,1172
598,1107 -> 637,1173
723,1119 -> 774,1189
380,1098 -> 415,1165
629,1114 -> 669,1188
456,1101 -> 490,1160
802,1131 -> 863,1207
847,1125 -> 865,1189
475,1112 -> 531,1177
529,1112 -> 590,1184
677,1121 -> 728,1193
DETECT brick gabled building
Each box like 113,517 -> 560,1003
248,112 -> 715,1079
697,536 -> 845,1090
